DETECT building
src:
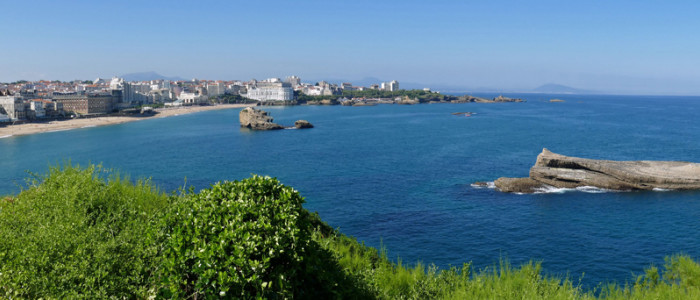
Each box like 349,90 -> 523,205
284,75 -> 301,87
0,95 -> 26,120
53,92 -> 116,115
381,80 -> 399,92
29,100 -> 46,119
206,82 -> 225,97
178,92 -> 207,105
245,78 -> 294,101
341,83 -> 354,91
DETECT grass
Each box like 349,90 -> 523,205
2,164 -> 700,299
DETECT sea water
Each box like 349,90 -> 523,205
1,93 -> 699,288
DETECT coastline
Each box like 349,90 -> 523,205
0,104 -> 250,138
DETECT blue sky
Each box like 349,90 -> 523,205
2,0 -> 700,94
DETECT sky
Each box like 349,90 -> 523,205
2,0 -> 700,95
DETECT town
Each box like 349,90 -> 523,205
0,76 -> 406,123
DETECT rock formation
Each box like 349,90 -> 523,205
239,107 -> 315,130
239,107 -> 284,130
294,120 -> 313,129
452,95 -> 524,103
492,95 -> 524,102
494,148 -> 700,193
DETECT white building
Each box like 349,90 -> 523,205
381,80 -> 399,92
284,75 -> 301,87
30,101 -> 45,118
178,92 -> 207,105
0,96 -> 26,120
0,113 -> 9,123
245,78 -> 293,101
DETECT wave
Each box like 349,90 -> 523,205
0,134 -> 12,139
81,125 -> 96,128
530,185 -> 617,194
652,187 -> 673,192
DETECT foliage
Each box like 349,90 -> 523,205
341,89 -> 456,102
0,164 -> 170,298
212,94 -> 258,104
317,233 -> 591,299
4,166 -> 700,299
157,176 -> 314,298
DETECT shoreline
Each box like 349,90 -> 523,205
0,104 -> 250,138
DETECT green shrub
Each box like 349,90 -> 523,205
0,164 -> 169,298
157,175 -> 313,299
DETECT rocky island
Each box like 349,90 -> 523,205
239,106 -> 313,130
493,148 -> 700,193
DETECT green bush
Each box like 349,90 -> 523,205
0,164 -> 169,298
157,176 -> 313,299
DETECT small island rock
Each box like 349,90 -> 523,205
294,120 -> 314,129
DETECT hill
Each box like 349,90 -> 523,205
532,83 -> 598,94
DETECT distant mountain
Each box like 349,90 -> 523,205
531,83 -> 598,94
120,71 -> 186,82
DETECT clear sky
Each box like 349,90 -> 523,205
2,0 -> 700,94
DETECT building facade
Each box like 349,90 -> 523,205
53,93 -> 116,115
0,96 -> 26,120
245,79 -> 293,101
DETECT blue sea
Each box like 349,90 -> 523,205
2,93 -> 700,289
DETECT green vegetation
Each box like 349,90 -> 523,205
0,164 -> 169,298
2,165 -> 700,298
293,89 -> 457,104
340,89 -> 456,102
212,94 -> 258,104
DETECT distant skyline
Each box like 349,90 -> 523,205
2,0 -> 700,95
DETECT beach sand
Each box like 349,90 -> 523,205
0,104 -> 251,138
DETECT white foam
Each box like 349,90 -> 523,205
532,185 -> 574,194
530,185 -> 616,194
652,188 -> 673,192
0,134 -> 12,139
81,125 -> 96,128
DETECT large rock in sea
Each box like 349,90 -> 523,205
239,107 -> 284,130
494,148 -> 700,193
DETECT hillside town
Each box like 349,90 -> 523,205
0,76 -> 401,123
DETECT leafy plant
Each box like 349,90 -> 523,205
0,164 -> 169,298
157,176 -> 313,299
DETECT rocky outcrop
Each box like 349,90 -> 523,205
493,95 -> 524,102
494,177 -> 544,193
294,120 -> 313,129
453,95 -> 525,103
494,148 -> 700,193
239,107 -> 315,130
239,107 -> 284,130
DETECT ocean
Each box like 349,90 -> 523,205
1,93 -> 699,288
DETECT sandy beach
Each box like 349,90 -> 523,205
0,104 -> 251,138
